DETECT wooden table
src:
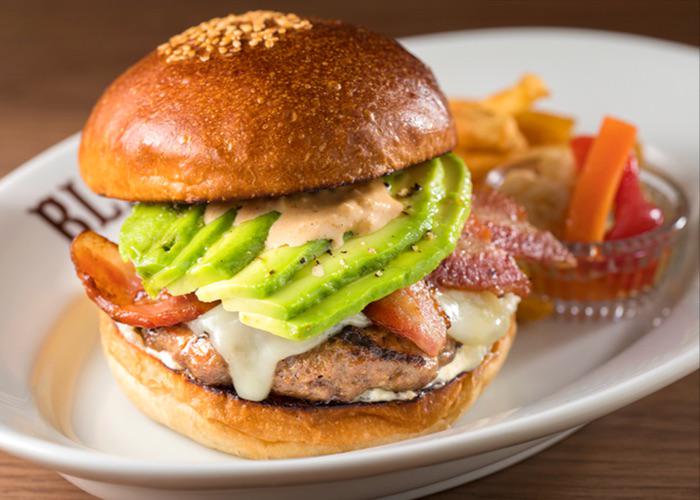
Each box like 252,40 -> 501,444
1,1 -> 697,498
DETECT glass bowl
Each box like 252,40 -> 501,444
487,165 -> 689,320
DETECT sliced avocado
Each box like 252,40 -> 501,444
129,205 -> 205,291
118,203 -> 188,277
167,211 -> 279,295
238,153 -> 472,340
221,159 -> 445,319
143,208 -> 237,296
196,238 -> 331,302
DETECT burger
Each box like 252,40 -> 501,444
71,11 -> 573,459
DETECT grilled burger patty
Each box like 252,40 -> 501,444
136,324 -> 458,402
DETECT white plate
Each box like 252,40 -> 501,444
0,28 -> 698,500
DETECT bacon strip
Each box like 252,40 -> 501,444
429,189 -> 574,296
429,218 -> 531,296
71,231 -> 215,328
364,281 -> 448,357
472,189 -> 576,268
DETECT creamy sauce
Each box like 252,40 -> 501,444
116,322 -> 183,371
204,179 -> 404,248
187,306 -> 370,401
354,387 -> 418,403
352,343 -> 491,403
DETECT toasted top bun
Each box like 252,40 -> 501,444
100,312 -> 516,459
79,11 -> 456,202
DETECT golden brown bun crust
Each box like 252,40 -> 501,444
80,17 -> 456,202
100,312 -> 516,459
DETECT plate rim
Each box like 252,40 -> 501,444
0,27 -> 698,487
400,25 -> 700,52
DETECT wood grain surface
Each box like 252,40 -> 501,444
1,1 -> 698,498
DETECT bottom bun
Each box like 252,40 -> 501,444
99,312 -> 516,459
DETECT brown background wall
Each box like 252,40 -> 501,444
2,0 -> 699,172
0,1 -> 698,498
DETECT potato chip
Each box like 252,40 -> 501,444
481,73 -> 549,115
450,74 -> 571,185
515,110 -> 575,146
449,100 -> 527,153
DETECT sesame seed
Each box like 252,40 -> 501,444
375,270 -> 384,277
426,231 -> 436,240
157,11 -> 312,63
367,247 -> 377,254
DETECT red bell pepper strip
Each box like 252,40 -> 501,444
605,154 -> 664,240
570,135 -> 595,171
568,132 -> 664,241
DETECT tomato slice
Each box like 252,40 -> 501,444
364,281 -> 448,357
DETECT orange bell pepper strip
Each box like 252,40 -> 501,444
564,116 -> 637,242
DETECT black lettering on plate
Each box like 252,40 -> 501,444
60,182 -> 122,226
27,180 -> 128,241
28,196 -> 90,240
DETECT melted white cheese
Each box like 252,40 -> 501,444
117,290 -> 518,404
437,290 -> 520,347
187,306 -> 370,401
353,291 -> 518,403
433,344 -> 490,384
